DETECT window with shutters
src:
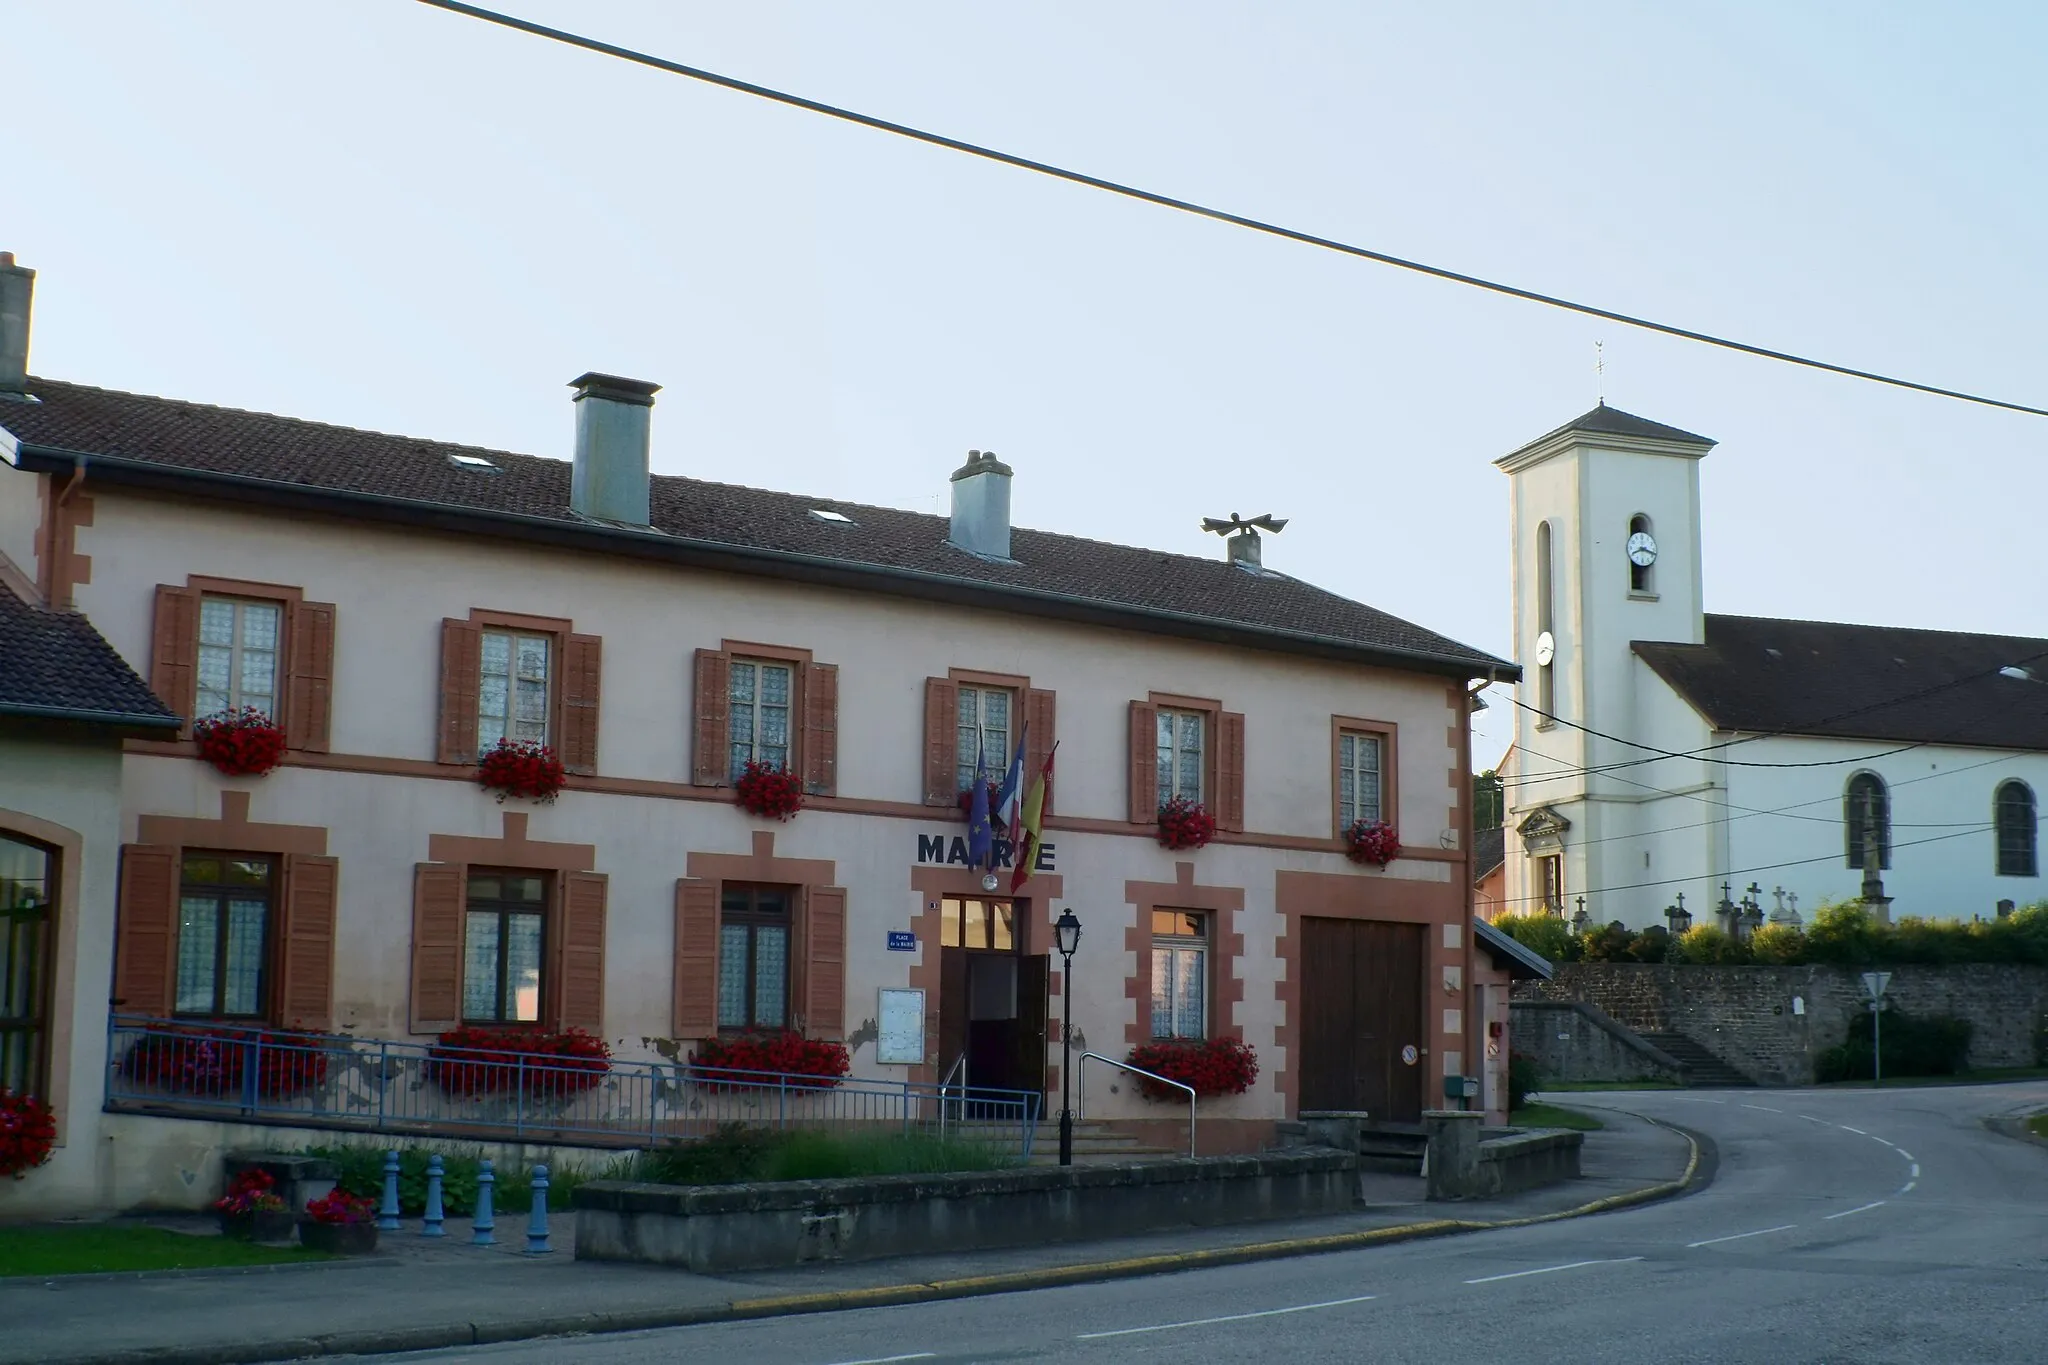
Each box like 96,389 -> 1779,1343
196,597 -> 282,718
1150,910 -> 1208,1040
718,886 -> 792,1030
1337,731 -> 1384,827
956,685 -> 1013,792
0,833 -> 53,1098
175,853 -> 274,1018
463,871 -> 548,1024
479,630 -> 550,756
1156,709 -> 1205,805
1996,781 -> 2037,877
728,659 -> 794,775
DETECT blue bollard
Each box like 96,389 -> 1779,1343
377,1150 -> 401,1232
421,1154 -> 445,1237
472,1159 -> 496,1247
525,1164 -> 552,1255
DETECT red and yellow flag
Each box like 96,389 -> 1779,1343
1010,743 -> 1058,893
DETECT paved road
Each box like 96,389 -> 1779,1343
348,1084 -> 2048,1365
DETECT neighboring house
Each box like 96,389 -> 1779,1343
0,255 -> 1515,1213
1498,403 -> 2048,930
1473,823 -> 1506,922
1471,916 -> 1549,1124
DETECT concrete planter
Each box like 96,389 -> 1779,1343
297,1220 -> 379,1254
218,1209 -> 295,1243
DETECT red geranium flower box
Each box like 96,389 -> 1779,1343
735,761 -> 805,820
1127,1037 -> 1259,1100
1342,818 -> 1402,868
477,739 -> 566,804
1156,796 -> 1217,851
0,1088 -> 56,1180
955,782 -> 1002,822
193,707 -> 287,777
689,1032 -> 851,1092
427,1026 -> 611,1099
117,1026 -> 333,1099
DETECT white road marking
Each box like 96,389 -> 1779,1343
1869,1136 -> 1896,1148
1076,1294 -> 1378,1339
1840,1125 -> 1868,1135
1824,1201 -> 1887,1220
1463,1257 -> 1643,1284
1799,1115 -> 1830,1124
1909,1163 -> 1920,1178
1687,1224 -> 1798,1248
1898,1150 -> 1915,1162
1742,1103 -> 1782,1113
824,1355 -> 936,1365
1900,1180 -> 1917,1194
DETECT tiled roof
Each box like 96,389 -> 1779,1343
1473,825 -> 1506,882
3,378 -> 1511,678
1633,614 -> 2048,752
1501,404 -> 1715,463
0,581 -> 179,728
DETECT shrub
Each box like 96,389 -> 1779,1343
1803,900 -> 1885,965
310,1142 -> 588,1215
1126,1037 -> 1259,1099
688,1032 -> 851,1090
1815,1009 -> 1972,1082
1577,922 -> 1634,963
1492,913 -> 1573,964
1626,925 -> 1672,964
1747,923 -> 1807,964
0,1089 -> 57,1180
1506,1051 -> 1541,1109
1674,924 -> 1748,965
427,1026 -> 611,1099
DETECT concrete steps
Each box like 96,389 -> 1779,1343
1644,1032 -> 1755,1087
944,1119 -> 1182,1165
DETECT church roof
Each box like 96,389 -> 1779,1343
1633,614 -> 2048,752
1499,404 -> 1716,465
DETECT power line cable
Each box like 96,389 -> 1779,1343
416,0 -> 2048,422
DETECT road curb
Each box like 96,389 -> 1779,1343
35,1126 -> 1712,1365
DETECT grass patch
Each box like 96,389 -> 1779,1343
1814,1065 -> 2048,1090
1510,1102 -> 1605,1132
0,1224 -> 327,1278
1538,1079 -> 1686,1092
627,1125 -> 1014,1186
2027,1114 -> 2048,1141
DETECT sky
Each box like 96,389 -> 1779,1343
9,2 -> 2045,769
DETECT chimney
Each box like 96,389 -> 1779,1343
1227,529 -> 1262,570
948,449 -> 1014,560
0,253 -> 34,399
569,372 -> 660,525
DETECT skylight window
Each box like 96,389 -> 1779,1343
448,453 -> 500,473
809,508 -> 855,524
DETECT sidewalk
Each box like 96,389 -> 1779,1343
3,1108 -> 1704,1365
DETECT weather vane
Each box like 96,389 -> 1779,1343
1200,513 -> 1289,538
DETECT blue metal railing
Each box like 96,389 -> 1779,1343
104,1015 -> 1038,1157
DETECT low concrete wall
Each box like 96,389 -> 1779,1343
1422,1111 -> 1583,1200
572,1150 -> 1358,1272
1512,1000 -> 1686,1085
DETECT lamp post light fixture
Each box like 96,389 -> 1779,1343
1053,908 -> 1082,1167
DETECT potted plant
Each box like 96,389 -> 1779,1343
1342,817 -> 1402,868
1156,795 -> 1216,851
477,738 -> 566,804
0,1088 -> 56,1180
215,1168 -> 294,1242
735,759 -> 805,820
192,706 -> 288,777
300,1189 -> 380,1254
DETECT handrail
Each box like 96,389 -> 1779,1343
937,1052 -> 967,1141
1076,1050 -> 1195,1158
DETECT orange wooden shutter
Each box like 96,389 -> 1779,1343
1127,700 -> 1159,823
284,600 -> 337,752
801,661 -> 839,796
278,853 -> 340,1029
557,871 -> 608,1034
692,649 -> 730,786
1025,688 -> 1057,816
1219,710 -> 1247,832
437,619 -> 483,765
673,877 -> 720,1036
149,585 -> 199,732
923,677 -> 959,806
409,864 -> 465,1033
559,632 -> 603,776
805,886 -> 848,1040
113,845 -> 179,1017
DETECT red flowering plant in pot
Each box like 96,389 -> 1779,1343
735,760 -> 805,820
1127,1037 -> 1260,1100
1156,795 -> 1217,851
427,1026 -> 612,1100
300,1189 -> 380,1254
0,1088 -> 56,1180
689,1032 -> 851,1093
193,706 -> 287,777
1342,818 -> 1402,868
215,1168 -> 294,1242
477,738 -> 566,804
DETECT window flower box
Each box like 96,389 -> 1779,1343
955,782 -> 1002,822
1156,796 -> 1216,851
193,706 -> 288,778
0,1088 -> 56,1180
1342,818 -> 1402,868
427,1026 -> 611,1099
477,738 -> 566,804
735,760 -> 805,820
300,1190 -> 379,1253
117,1026 -> 333,1099
688,1032 -> 850,1092
1127,1037 -> 1259,1099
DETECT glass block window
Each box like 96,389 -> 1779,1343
196,597 -> 282,718
1156,710 -> 1205,805
463,871 -> 547,1023
955,686 -> 1012,793
174,854 -> 274,1018
479,630 -> 551,755
1150,909 -> 1208,1040
1338,731 -> 1384,827
718,887 -> 791,1031
728,660 -> 794,775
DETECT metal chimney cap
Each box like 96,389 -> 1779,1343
569,372 -> 661,406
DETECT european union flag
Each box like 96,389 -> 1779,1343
966,751 -> 995,871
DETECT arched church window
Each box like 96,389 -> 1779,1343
1844,772 -> 1891,870
1996,780 -> 2036,877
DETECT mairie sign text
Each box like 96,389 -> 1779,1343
916,833 -> 1055,872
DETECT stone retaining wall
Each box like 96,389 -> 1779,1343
1511,1000 -> 1686,1085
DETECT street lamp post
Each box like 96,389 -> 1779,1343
1054,909 -> 1082,1167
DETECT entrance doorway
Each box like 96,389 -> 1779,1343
935,897 -> 1047,1110
1297,917 -> 1425,1121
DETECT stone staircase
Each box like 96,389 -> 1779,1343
1644,1032 -> 1755,1087
1274,1116 -> 1430,1174
945,1118 -> 1183,1165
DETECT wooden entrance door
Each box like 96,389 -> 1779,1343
1298,917 -> 1425,1121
